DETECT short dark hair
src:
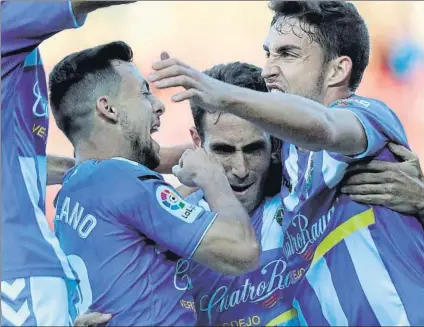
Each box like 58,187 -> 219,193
269,1 -> 370,91
191,62 -> 267,141
49,41 -> 133,143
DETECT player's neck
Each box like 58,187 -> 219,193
324,87 -> 353,107
74,138 -> 133,164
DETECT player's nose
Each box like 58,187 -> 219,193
231,153 -> 249,180
152,97 -> 165,117
261,60 -> 279,82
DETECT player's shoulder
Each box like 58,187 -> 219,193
97,157 -> 162,181
331,94 -> 390,111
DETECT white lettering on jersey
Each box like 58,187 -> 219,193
55,197 -> 97,239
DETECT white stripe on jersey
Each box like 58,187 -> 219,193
321,151 -> 348,189
19,156 -> 75,280
344,228 -> 410,326
261,196 -> 284,251
306,258 -> 349,326
283,145 -> 300,211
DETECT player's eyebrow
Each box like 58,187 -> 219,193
275,44 -> 301,54
210,142 -> 236,152
242,140 -> 267,152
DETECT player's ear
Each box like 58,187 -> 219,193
96,96 -> 118,123
189,126 -> 202,148
326,56 -> 352,88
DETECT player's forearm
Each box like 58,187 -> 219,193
47,155 -> 75,185
225,87 -> 362,153
197,175 -> 259,274
156,143 -> 192,174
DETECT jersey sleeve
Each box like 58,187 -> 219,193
126,177 -> 218,259
327,97 -> 409,163
1,1 -> 87,77
294,208 -> 424,326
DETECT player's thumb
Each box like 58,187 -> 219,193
388,142 -> 415,161
160,52 -> 170,61
73,312 -> 112,326
172,165 -> 182,178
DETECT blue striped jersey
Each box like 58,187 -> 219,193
182,191 -> 299,327
278,94 -> 424,326
1,1 -> 86,281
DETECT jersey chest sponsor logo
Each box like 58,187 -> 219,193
175,257 -> 305,325
282,203 -> 336,262
156,185 -> 203,223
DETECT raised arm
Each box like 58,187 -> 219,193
148,55 -> 367,155
1,1 -> 134,78
131,149 -> 259,276
47,155 -> 75,185
173,149 -> 260,275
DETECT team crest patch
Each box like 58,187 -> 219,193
156,185 -> 204,223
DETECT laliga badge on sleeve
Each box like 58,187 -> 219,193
156,185 -> 204,223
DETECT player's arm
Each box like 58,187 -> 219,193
188,167 -> 260,275
148,56 -> 367,155
47,155 -> 75,185
132,149 -> 259,275
46,144 -> 192,185
1,1 -> 134,77
155,143 -> 193,174
342,143 -> 424,222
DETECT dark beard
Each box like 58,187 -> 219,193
130,137 -> 160,170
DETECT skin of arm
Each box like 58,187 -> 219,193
191,169 -> 260,275
173,148 -> 260,275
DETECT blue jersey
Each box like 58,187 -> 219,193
180,191 -> 297,327
1,1 -> 86,281
54,158 -> 217,326
279,95 -> 424,326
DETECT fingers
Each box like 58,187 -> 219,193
73,313 -> 112,327
341,184 -> 388,195
348,194 -> 392,206
347,160 -> 393,173
172,165 -> 181,178
149,64 -> 194,83
151,56 -> 190,71
154,76 -> 200,90
388,143 -> 416,161
160,51 -> 170,61
172,89 -> 198,102
343,171 -> 393,186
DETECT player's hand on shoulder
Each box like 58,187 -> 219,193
73,312 -> 112,327
172,148 -> 226,188
342,143 -> 424,218
148,52 -> 231,113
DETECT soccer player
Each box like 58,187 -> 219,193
72,63 -> 424,327
1,2 -> 136,326
148,1 -> 424,325
183,62 -> 287,327
49,41 -> 260,326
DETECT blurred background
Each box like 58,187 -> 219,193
42,1 -> 424,227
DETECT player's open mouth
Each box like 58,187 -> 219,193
150,124 -> 160,134
230,183 -> 254,194
266,84 -> 285,93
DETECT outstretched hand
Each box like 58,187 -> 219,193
148,52 -> 233,113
